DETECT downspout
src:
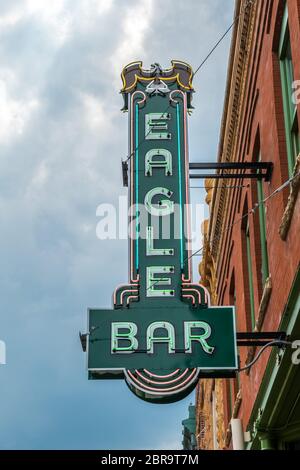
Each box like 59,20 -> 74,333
231,419 -> 245,450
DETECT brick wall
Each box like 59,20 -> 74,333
197,0 -> 300,449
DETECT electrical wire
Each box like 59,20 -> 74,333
207,171 -> 300,254
145,246 -> 204,292
145,171 -> 299,292
190,184 -> 250,189
124,106 -> 170,163
124,0 -> 256,164
238,340 -> 292,372
193,1 -> 249,76
127,0 -> 259,290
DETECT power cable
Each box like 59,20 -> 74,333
124,0 -> 256,164
238,340 -> 292,372
146,171 -> 299,291
128,0 -> 258,290
190,184 -> 250,189
207,171 -> 300,254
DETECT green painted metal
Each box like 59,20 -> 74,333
257,156 -> 269,285
247,268 -> 300,449
259,434 -> 277,451
132,86 -> 188,299
84,62 -> 238,403
87,304 -> 237,372
176,103 -> 184,269
279,3 -> 300,176
135,103 -> 139,270
246,220 -> 256,330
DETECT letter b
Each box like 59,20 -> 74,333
111,323 -> 138,354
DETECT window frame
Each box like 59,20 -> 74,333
246,219 -> 256,330
257,154 -> 269,286
279,3 -> 300,176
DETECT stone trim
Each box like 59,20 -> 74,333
225,389 -> 243,447
243,276 -> 272,375
245,346 -> 256,376
279,154 -> 300,241
209,0 -> 257,261
255,276 -> 272,332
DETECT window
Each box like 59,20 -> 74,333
242,199 -> 256,331
246,219 -> 256,330
211,390 -> 218,450
228,271 -> 239,413
257,156 -> 269,286
279,4 -> 300,176
229,271 -> 236,307
228,381 -> 233,418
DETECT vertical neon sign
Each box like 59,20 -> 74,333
83,62 -> 238,404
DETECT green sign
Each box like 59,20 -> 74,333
83,61 -> 238,403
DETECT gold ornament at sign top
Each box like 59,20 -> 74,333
121,60 -> 194,93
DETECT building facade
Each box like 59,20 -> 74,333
196,0 -> 300,450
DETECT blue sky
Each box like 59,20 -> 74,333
0,0 -> 234,450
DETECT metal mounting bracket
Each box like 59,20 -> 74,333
189,162 -> 273,182
236,331 -> 287,347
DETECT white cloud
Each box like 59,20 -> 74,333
0,10 -> 23,29
80,92 -> 107,132
110,0 -> 155,83
26,0 -> 72,45
70,0 -> 114,36
26,0 -> 66,15
30,161 -> 49,189
81,0 -> 114,16
0,0 -> 235,451
81,223 -> 93,234
0,0 -> 115,42
0,78 -> 39,143
156,440 -> 181,450
0,0 -> 73,45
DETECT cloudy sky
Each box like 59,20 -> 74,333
0,0 -> 234,450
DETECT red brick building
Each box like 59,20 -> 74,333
197,0 -> 300,450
